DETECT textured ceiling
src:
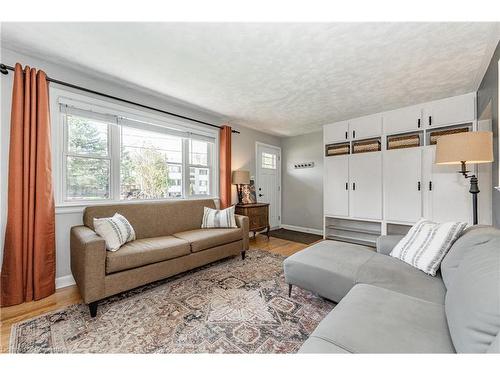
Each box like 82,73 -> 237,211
2,23 -> 499,136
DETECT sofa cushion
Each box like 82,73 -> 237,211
106,236 -> 191,274
356,253 -> 447,304
441,225 -> 499,289
300,284 -> 455,353
283,240 -> 375,303
84,199 -> 217,239
173,228 -> 242,253
445,232 -> 500,353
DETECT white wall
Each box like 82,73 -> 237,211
281,131 -> 323,231
0,47 -> 279,286
230,124 -> 281,204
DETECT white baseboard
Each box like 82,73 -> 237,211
55,274 -> 76,289
280,224 -> 323,236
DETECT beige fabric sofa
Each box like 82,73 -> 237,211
70,199 -> 249,317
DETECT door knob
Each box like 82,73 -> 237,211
258,193 -> 263,197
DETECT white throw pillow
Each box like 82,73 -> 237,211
390,218 -> 467,276
201,206 -> 237,229
93,213 -> 136,251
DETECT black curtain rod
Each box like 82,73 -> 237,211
0,63 -> 240,134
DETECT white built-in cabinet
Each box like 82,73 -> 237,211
324,155 -> 349,217
383,148 -> 422,223
383,104 -> 423,134
422,93 -> 475,128
323,92 -> 489,246
348,114 -> 383,140
349,153 -> 382,220
422,146 -> 472,223
324,121 -> 349,144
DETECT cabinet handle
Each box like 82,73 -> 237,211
352,130 -> 356,139
417,118 -> 421,128
429,181 -> 433,191
428,116 -> 432,126
418,181 -> 421,191
345,131 -> 348,139
352,182 -> 356,191
345,182 -> 348,190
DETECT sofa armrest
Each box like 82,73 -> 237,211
235,214 -> 250,251
376,235 -> 404,256
70,225 -> 106,303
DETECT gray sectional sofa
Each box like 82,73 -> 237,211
283,226 -> 500,353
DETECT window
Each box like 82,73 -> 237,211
59,100 -> 216,204
188,139 -> 212,196
65,115 -> 110,201
261,152 -> 277,169
121,126 -> 183,200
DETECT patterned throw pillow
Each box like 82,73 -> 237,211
93,213 -> 136,251
201,206 -> 237,229
390,218 -> 467,276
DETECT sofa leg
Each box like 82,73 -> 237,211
241,251 -> 246,260
288,284 -> 293,298
89,301 -> 98,318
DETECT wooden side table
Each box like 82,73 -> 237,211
235,203 -> 270,239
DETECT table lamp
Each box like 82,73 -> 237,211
435,131 -> 493,224
232,170 -> 250,204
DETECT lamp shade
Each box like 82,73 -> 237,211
232,170 -> 250,185
435,131 -> 494,165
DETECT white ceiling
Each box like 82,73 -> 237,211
2,23 -> 499,137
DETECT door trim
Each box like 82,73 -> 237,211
255,141 -> 282,228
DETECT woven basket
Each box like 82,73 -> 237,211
353,139 -> 381,154
429,127 -> 469,145
326,143 -> 350,156
387,134 -> 421,150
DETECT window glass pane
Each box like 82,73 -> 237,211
261,152 -> 276,169
189,139 -> 208,166
189,167 -> 210,195
167,164 -> 183,198
120,126 -> 183,200
66,157 -> 110,200
67,115 -> 108,156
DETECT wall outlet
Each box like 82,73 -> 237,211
293,161 -> 315,169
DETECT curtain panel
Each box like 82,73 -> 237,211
1,63 -> 56,306
219,125 -> 232,209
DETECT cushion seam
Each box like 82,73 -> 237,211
310,334 -> 356,353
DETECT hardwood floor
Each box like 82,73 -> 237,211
0,234 -> 318,353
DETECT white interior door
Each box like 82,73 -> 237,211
324,155 -> 349,217
384,148 -> 423,223
256,143 -> 281,229
349,152 -> 382,220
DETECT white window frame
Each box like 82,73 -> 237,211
50,87 -> 219,208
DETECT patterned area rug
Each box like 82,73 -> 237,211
10,250 -> 334,353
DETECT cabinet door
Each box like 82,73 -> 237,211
422,93 -> 475,128
422,146 -> 472,223
349,114 -> 382,140
383,105 -> 422,134
349,152 -> 382,220
324,121 -> 349,144
384,148 -> 422,223
324,155 -> 349,217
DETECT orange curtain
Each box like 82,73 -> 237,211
219,125 -> 232,209
1,63 -> 56,307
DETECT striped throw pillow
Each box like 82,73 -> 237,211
390,218 -> 467,276
93,213 -> 136,251
201,206 -> 237,229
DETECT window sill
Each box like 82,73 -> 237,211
55,196 -> 220,215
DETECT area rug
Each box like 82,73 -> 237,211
10,250 -> 334,353
269,228 -> 322,244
